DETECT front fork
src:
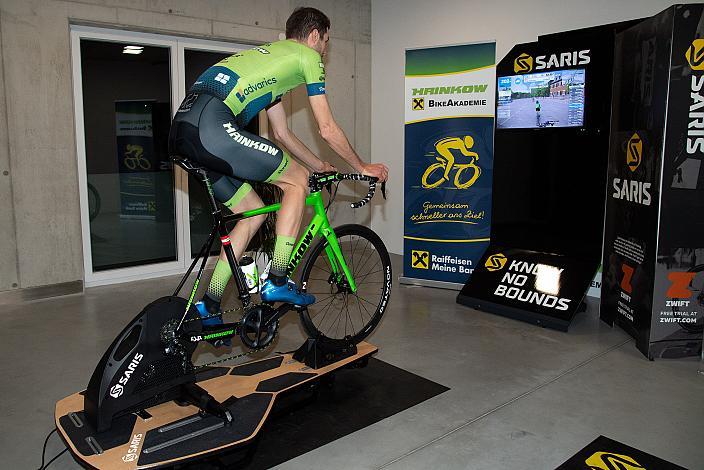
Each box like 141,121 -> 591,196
286,197 -> 357,294
321,228 -> 357,293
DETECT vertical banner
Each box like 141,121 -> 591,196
115,100 -> 159,220
402,42 -> 496,286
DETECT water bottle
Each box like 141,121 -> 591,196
240,256 -> 259,293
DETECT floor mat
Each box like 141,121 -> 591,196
556,435 -> 688,470
181,357 -> 449,469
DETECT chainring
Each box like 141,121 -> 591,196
239,304 -> 279,350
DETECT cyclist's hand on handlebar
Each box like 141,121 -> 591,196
317,161 -> 337,173
361,162 -> 389,182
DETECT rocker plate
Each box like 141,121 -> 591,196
56,342 -> 377,469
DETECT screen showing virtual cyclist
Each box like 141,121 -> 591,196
168,7 -> 389,333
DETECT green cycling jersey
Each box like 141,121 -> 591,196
189,39 -> 326,126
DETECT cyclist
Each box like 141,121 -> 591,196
434,136 -> 478,183
168,7 -> 388,330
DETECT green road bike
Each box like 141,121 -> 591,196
171,156 -> 392,351
82,156 -> 391,433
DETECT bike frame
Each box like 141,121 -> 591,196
174,169 -> 357,317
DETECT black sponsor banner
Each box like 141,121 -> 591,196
556,435 -> 687,470
457,247 -> 597,331
601,4 -> 704,359
651,4 -> 704,358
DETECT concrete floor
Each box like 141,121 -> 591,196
1,255 -> 702,469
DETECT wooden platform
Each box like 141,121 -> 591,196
55,342 -> 377,469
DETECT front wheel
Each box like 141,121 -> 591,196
299,224 -> 392,344
421,162 -> 447,189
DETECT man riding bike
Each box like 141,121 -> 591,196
168,7 -> 388,333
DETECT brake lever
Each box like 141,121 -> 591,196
381,182 -> 387,200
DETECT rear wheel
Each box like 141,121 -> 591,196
299,224 -> 392,344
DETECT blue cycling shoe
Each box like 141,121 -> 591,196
260,278 -> 316,306
194,301 -> 231,347
195,300 -> 223,326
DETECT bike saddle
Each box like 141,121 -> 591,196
171,155 -> 205,174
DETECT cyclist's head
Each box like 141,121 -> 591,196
464,136 -> 474,148
286,7 -> 330,57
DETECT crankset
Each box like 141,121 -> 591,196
240,304 -> 279,349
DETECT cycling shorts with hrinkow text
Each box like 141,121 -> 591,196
168,93 -> 290,208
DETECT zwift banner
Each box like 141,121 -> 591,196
403,42 -> 496,286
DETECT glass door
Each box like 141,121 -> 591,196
72,27 -> 250,286
79,39 -> 175,271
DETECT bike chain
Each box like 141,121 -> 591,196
181,305 -> 279,370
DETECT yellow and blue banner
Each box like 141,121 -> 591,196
115,100 -> 159,220
403,42 -> 496,286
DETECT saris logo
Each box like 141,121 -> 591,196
585,451 -> 644,470
686,38 -> 704,70
626,133 -> 642,172
686,39 -> 704,155
421,136 -> 481,189
485,253 -> 507,272
612,133 -> 651,206
514,53 -> 533,73
513,50 -> 590,74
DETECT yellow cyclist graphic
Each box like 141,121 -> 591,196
123,144 -> 151,170
421,135 -> 481,189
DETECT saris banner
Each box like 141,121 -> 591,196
403,42 -> 496,285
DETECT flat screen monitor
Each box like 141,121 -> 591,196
497,69 -> 585,129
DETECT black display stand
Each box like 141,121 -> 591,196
458,20 -> 639,331
600,4 -> 704,359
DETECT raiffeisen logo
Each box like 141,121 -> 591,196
685,38 -> 704,70
514,50 -> 590,74
485,253 -> 507,272
514,53 -> 533,73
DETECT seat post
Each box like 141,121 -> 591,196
195,167 -> 252,307
197,168 -> 221,217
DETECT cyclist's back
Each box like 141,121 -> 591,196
189,40 -> 325,127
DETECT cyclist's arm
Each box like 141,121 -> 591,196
308,94 -> 388,181
266,101 -> 333,172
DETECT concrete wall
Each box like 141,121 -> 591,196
370,0 -> 695,255
0,0 -> 371,293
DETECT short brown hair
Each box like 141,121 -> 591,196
285,7 -> 330,40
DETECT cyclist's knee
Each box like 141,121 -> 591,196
228,191 -> 265,230
277,160 -> 309,193
229,189 -> 263,215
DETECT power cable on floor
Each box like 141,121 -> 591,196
38,427 -> 68,470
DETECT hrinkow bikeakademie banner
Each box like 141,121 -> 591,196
115,100 -> 159,220
403,42 -> 495,286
